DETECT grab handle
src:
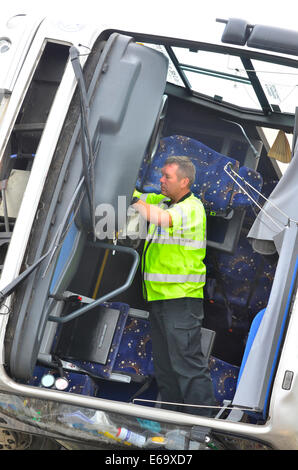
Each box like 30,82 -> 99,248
48,241 -> 139,324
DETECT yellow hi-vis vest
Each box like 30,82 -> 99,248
135,191 -> 207,301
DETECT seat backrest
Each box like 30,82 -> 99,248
138,135 -> 263,216
113,316 -> 154,378
137,135 -> 263,253
138,135 -> 239,214
205,233 -> 277,329
209,356 -> 239,406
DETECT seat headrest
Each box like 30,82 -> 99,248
138,135 -> 239,213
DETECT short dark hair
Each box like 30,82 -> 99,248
164,156 -> 196,187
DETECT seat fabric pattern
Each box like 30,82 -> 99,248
137,135 -> 262,214
230,166 -> 263,208
205,233 -> 277,330
113,317 -> 154,378
73,315 -> 153,381
209,356 -> 239,405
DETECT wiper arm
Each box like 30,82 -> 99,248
70,46 -> 96,241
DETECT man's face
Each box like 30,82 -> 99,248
160,163 -> 187,200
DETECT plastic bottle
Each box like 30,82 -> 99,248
116,427 -> 146,448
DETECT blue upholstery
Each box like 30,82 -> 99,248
113,317 -> 154,378
230,166 -> 263,208
50,303 -> 242,406
209,356 -> 239,406
72,313 -> 154,381
59,303 -> 154,381
205,233 -> 277,329
137,135 -> 263,214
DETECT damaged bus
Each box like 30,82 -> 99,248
0,13 -> 297,450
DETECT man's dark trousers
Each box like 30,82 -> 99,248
150,297 -> 215,417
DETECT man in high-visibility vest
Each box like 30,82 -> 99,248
132,156 -> 215,417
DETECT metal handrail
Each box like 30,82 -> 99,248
48,240 -> 139,324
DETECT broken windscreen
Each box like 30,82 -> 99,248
145,42 -> 298,115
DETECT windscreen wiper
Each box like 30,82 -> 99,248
70,46 -> 96,241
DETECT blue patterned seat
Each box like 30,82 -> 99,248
53,302 -> 154,383
113,316 -> 154,378
209,356 -> 239,406
137,135 -> 263,215
46,301 -> 242,406
76,314 -> 154,381
205,232 -> 277,330
53,310 -> 240,407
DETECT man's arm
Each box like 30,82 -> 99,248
132,199 -> 173,228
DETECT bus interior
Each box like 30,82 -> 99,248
1,19 -> 296,431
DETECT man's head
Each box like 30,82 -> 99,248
160,156 -> 195,202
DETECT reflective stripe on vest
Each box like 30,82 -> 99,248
143,272 -> 206,283
146,234 -> 206,249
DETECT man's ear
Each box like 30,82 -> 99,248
181,177 -> 190,189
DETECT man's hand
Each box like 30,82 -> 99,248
132,199 -> 173,228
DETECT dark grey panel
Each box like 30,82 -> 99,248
247,25 -> 298,56
220,18 -> 298,57
55,306 -> 120,365
78,34 -> 169,234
